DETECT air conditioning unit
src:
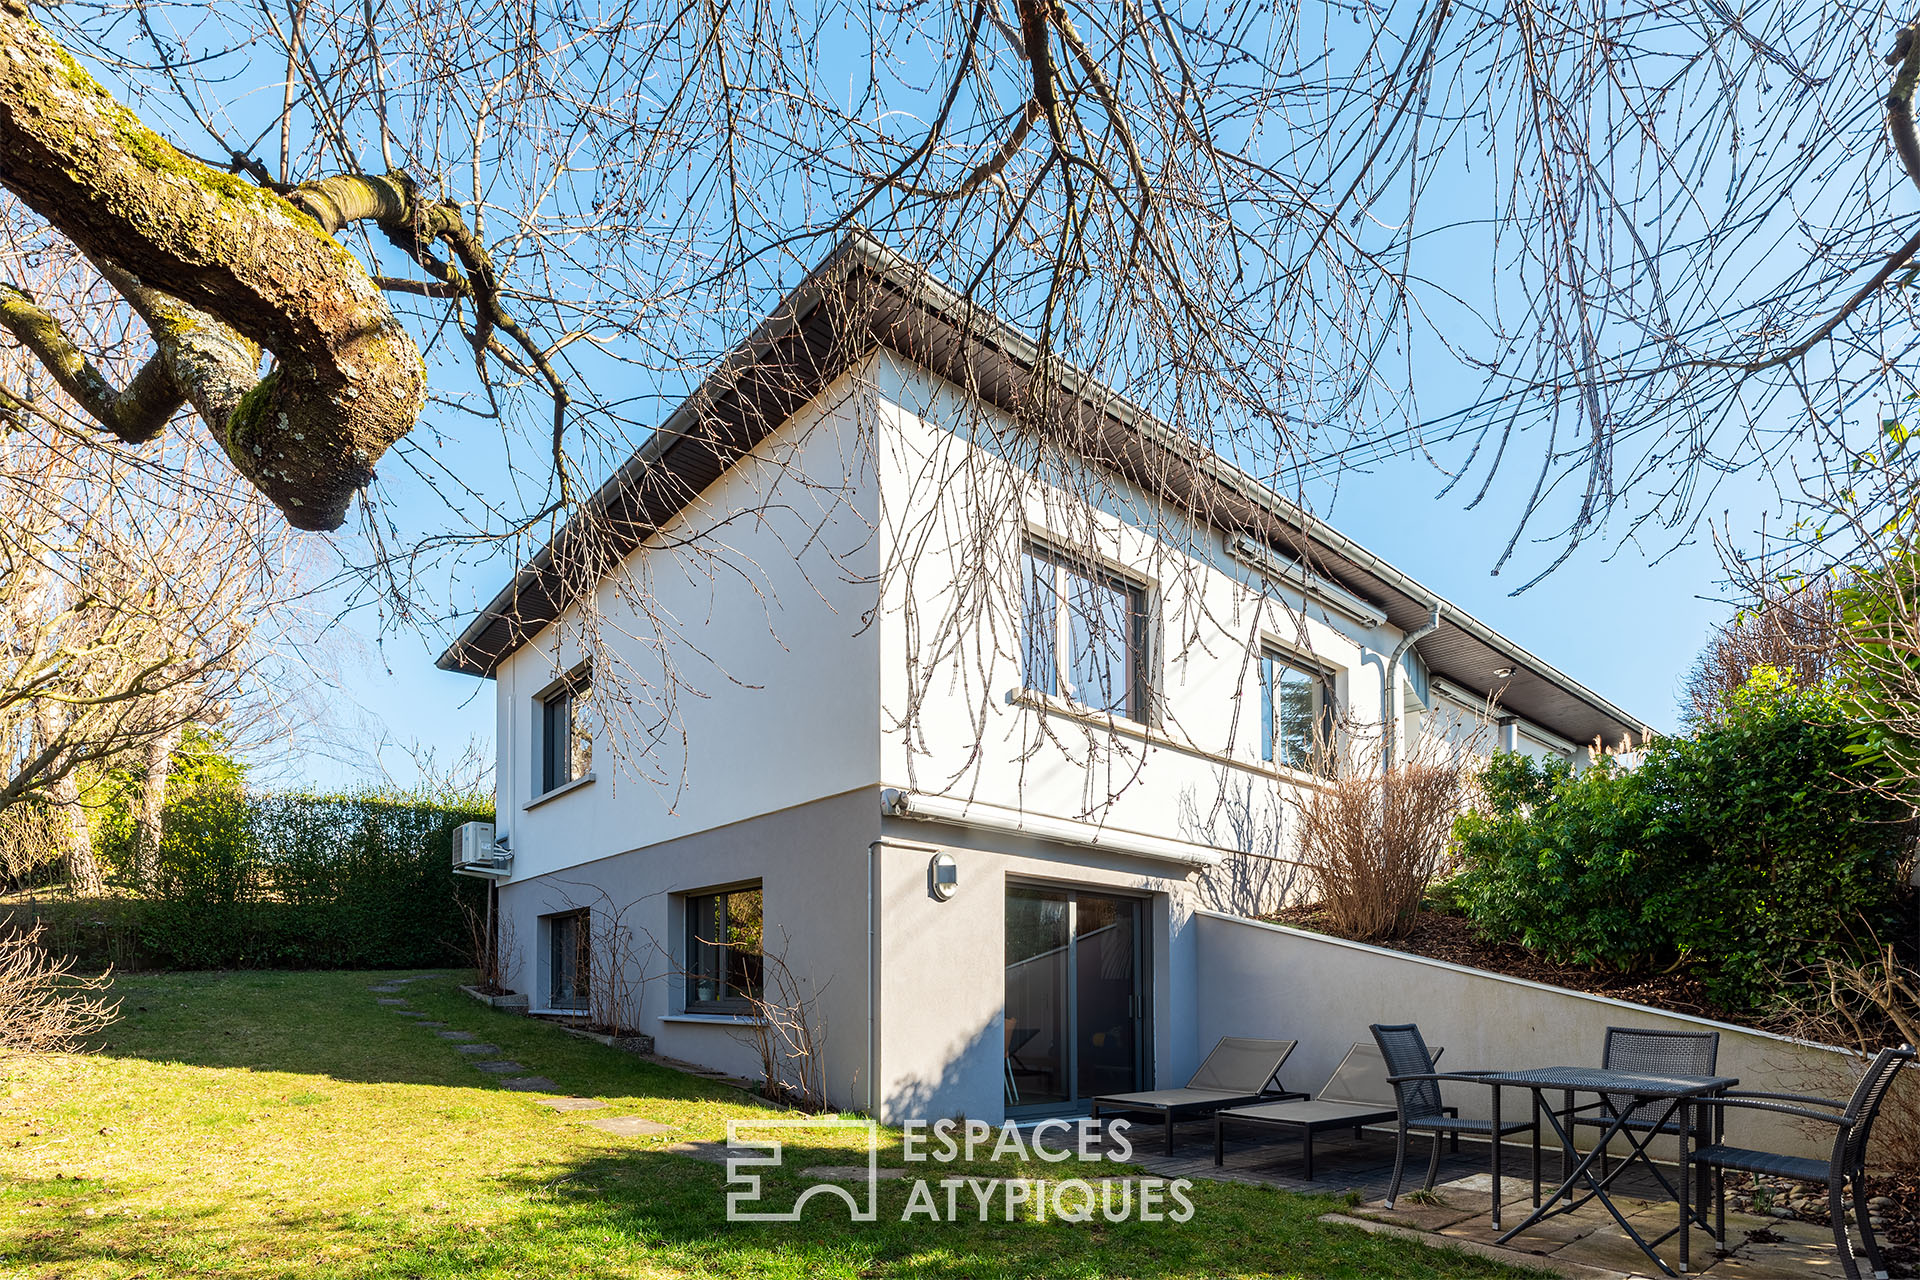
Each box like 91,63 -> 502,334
451,822 -> 512,878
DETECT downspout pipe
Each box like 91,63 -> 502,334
1381,602 -> 1442,772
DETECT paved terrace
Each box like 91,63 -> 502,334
1128,1117 -> 1849,1279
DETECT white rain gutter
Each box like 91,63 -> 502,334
879,789 -> 1224,869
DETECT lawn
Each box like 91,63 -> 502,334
0,970 -> 1539,1279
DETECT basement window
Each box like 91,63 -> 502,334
684,886 -> 764,1014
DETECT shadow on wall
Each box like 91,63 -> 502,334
1180,781 -> 1304,918
882,1013 -> 1005,1124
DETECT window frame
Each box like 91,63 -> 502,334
1260,647 -> 1334,776
683,884 -> 765,1015
1019,541 -> 1150,722
537,666 -> 593,796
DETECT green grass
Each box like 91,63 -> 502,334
0,971 -> 1541,1278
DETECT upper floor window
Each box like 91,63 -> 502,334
1262,650 -> 1332,774
539,669 -> 592,794
1020,543 -> 1148,720
685,885 -> 764,1013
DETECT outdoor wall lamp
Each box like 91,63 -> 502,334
929,852 -> 959,901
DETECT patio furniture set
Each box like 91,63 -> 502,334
1089,1024 -> 1913,1279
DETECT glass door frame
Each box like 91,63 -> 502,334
1004,881 -> 1152,1119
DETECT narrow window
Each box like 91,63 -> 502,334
1020,543 -> 1147,719
685,886 -> 764,1013
548,910 -> 591,1011
539,669 -> 592,794
1262,650 -> 1331,774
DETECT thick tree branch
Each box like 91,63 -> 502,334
0,283 -> 182,441
0,0 -> 425,529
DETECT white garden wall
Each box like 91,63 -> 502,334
1193,910 -> 1856,1161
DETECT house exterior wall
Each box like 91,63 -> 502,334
476,347 -> 1623,1123
490,371 -> 883,885
1191,911 -> 1848,1161
871,350 -> 1433,911
497,787 -> 879,1096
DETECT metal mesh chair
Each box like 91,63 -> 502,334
1684,1046 -> 1914,1280
1573,1026 -> 1720,1176
1372,1022 -> 1540,1218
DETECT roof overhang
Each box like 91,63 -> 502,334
437,232 -> 1652,750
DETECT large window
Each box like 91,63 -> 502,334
1020,544 -> 1148,719
539,670 -> 593,794
685,886 -> 764,1013
1261,650 -> 1333,774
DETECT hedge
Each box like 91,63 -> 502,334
7,789 -> 492,970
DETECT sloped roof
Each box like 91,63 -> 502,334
437,232 -> 1652,750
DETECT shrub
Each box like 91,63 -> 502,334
1451,671 -> 1911,1012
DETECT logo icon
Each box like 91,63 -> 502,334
725,1116 -> 880,1222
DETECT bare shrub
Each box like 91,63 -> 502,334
1685,580 -> 1843,726
1792,946 -> 1920,1174
1290,730 -> 1479,941
734,932 -> 830,1112
0,800 -> 66,889
0,923 -> 118,1055
457,890 -> 516,997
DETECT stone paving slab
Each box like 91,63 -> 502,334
414,1021 -> 447,1028
501,1076 -> 559,1092
661,1139 -> 729,1161
435,1030 -> 476,1041
536,1097 -> 608,1112
454,1044 -> 502,1055
394,1010 -> 431,1018
585,1116 -> 676,1138
1324,1212 -> 1638,1280
801,1165 -> 910,1181
473,1061 -> 526,1074
376,998 -> 409,1006
369,986 -> 405,993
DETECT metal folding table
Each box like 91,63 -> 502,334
1482,1066 -> 1737,1276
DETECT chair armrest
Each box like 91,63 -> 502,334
1721,1089 -> 1845,1111
1695,1097 -> 1853,1128
1386,1071 -> 1506,1086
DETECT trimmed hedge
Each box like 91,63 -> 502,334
8,789 -> 491,970
1449,671 -> 1913,1013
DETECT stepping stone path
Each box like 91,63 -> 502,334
368,976 -> 687,1158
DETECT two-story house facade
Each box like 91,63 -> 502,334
438,234 -> 1649,1123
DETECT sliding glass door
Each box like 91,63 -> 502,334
1004,886 -> 1145,1113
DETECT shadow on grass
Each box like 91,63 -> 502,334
84,969 -> 746,1105
0,1153 -> 1533,1280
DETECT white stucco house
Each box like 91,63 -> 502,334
437,233 -> 1651,1124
